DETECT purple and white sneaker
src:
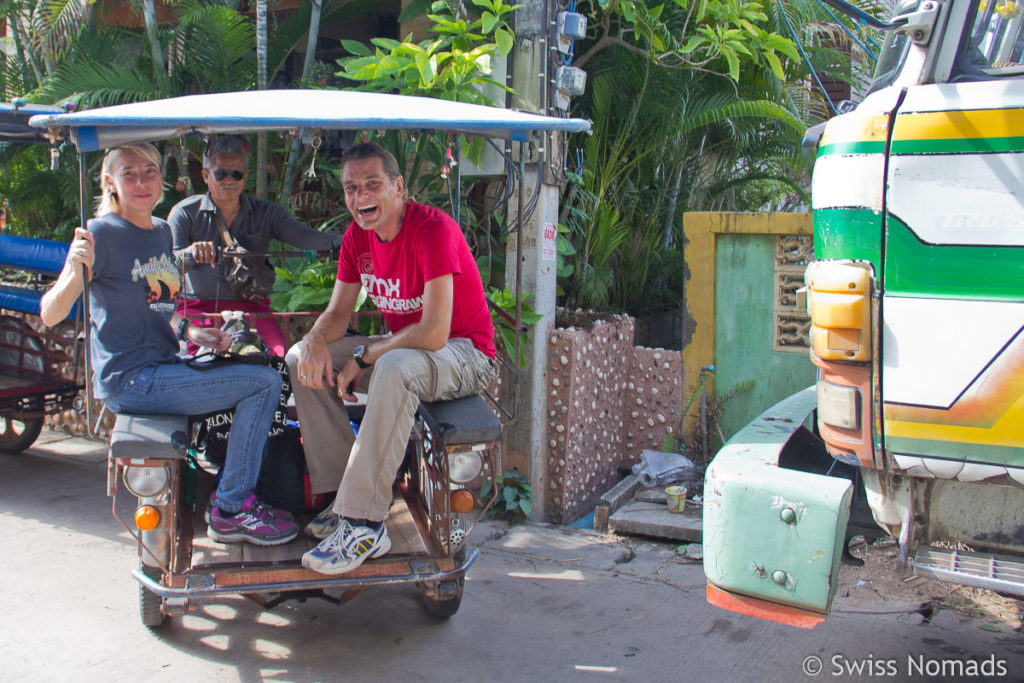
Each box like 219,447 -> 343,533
205,491 -> 293,524
208,494 -> 298,546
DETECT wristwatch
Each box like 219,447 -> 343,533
176,318 -> 191,341
352,344 -> 372,369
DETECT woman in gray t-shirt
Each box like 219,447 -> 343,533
40,143 -> 297,547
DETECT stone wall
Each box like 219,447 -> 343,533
545,312 -> 684,524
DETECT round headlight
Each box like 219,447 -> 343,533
123,465 -> 170,497
448,450 -> 484,485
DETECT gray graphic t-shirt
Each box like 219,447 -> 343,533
88,213 -> 181,399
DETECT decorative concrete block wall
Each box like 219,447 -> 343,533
546,312 -> 684,524
625,347 -> 684,454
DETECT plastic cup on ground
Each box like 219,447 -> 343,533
665,485 -> 687,513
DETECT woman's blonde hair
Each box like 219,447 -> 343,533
96,143 -> 165,217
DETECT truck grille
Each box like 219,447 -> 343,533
913,546 -> 1024,597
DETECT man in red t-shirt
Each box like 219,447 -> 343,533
286,143 -> 496,575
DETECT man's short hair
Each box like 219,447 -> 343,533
203,135 -> 250,169
340,143 -> 401,181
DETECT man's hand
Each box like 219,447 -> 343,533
188,325 -> 231,353
187,240 -> 218,265
295,333 -> 335,389
336,360 -> 363,403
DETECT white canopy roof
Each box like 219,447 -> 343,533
29,89 -> 591,152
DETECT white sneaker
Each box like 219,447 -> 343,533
305,503 -> 340,539
302,519 -> 391,575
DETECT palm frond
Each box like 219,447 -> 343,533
178,5 -> 257,92
38,59 -> 158,106
30,0 -> 92,62
679,98 -> 807,137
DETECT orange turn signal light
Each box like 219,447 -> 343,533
134,505 -> 161,531
451,489 -> 475,514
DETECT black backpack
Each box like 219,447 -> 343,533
256,425 -> 333,514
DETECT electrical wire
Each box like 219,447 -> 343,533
815,0 -> 877,61
503,140 -> 542,237
775,0 -> 838,116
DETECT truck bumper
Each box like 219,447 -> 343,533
703,387 -> 853,627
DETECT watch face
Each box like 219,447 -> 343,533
353,344 -> 369,367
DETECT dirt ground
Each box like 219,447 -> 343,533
612,484 -> 1023,633
835,537 -> 1024,632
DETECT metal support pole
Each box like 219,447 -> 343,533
78,151 -> 94,438
512,140 -> 526,417
454,135 -> 462,225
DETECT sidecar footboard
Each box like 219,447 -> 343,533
130,547 -> 480,600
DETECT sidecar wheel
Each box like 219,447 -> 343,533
421,575 -> 464,619
139,565 -> 166,629
0,316 -> 48,454
0,416 -> 43,454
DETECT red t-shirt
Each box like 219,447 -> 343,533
337,201 -> 496,358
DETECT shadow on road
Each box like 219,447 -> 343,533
1,438 -> 136,547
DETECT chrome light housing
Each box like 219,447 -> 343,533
123,465 -> 170,497
448,449 -> 484,485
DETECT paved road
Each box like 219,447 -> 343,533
2,431 -> 1022,682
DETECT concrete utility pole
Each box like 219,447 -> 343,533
505,0 -> 562,520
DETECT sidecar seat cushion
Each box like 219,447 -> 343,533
110,413 -> 190,460
417,394 -> 502,446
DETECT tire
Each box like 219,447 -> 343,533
422,576 -> 464,619
0,315 -> 48,454
139,564 -> 166,629
0,416 -> 44,454
421,547 -> 467,619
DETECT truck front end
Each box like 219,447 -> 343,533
704,0 -> 1024,625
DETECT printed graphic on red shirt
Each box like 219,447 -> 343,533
360,271 -> 423,315
355,251 -> 421,314
357,253 -> 373,277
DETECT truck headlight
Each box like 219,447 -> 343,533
817,381 -> 861,430
123,465 -> 170,497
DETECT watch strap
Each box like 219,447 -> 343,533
353,344 -> 372,369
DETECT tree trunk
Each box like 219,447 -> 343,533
255,0 -> 269,198
663,133 -> 704,249
141,0 -> 166,84
8,13 -> 45,87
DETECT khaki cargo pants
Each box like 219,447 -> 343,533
285,335 -> 496,522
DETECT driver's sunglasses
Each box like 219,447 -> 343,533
212,169 -> 245,181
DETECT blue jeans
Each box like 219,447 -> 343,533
104,360 -> 282,512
